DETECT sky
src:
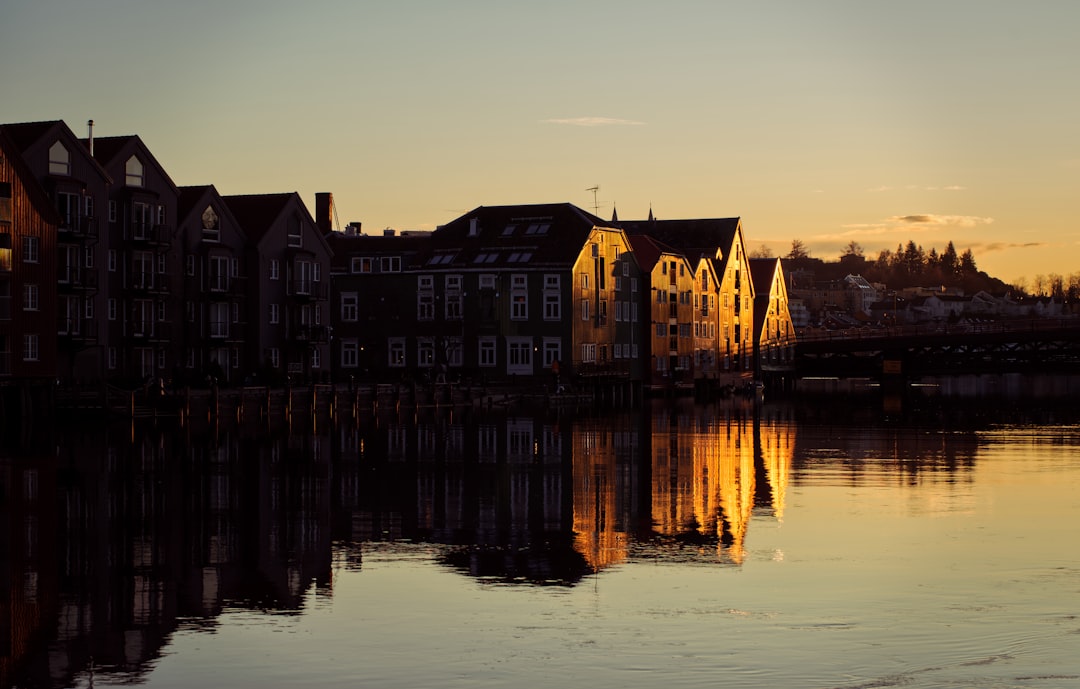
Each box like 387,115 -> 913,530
3,0 -> 1079,285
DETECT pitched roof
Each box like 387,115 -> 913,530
81,133 -> 180,194
0,120 -> 64,153
620,217 -> 741,259
0,129 -> 63,225
425,202 -> 613,267
178,185 -> 215,221
222,193 -> 296,243
627,234 -> 668,272
749,258 -> 781,338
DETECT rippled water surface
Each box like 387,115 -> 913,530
4,397 -> 1080,688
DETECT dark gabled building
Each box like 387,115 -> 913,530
0,128 -> 60,390
86,133 -> 182,384
178,185 -> 250,385
1,120 -> 111,384
224,193 -> 332,384
748,257 -> 796,381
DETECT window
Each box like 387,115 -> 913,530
159,349 -> 168,370
84,246 -> 94,268
269,304 -> 279,324
417,293 -> 434,320
23,236 -> 40,263
108,298 -> 117,321
388,338 -> 406,367
269,348 -> 280,369
125,156 -> 144,186
581,299 -> 589,320
341,340 -> 358,368
311,347 -> 321,369
656,323 -> 665,337
269,259 -> 279,280
22,334 -> 39,362
186,349 -> 196,369
107,347 -> 117,370
107,250 -> 117,272
506,337 -> 532,375
341,292 -> 358,321
418,338 -> 434,367
445,294 -> 462,320
581,343 -> 597,363
49,141 -> 71,175
380,256 -> 401,273
581,273 -> 589,289
543,338 -> 561,367
108,201 -> 117,223
201,206 -> 220,241
479,274 -> 496,290
418,275 -> 434,290
186,255 -> 196,276
85,299 -> 94,320
231,348 -> 239,369
510,274 -> 527,320
22,284 -> 38,311
544,293 -> 560,320
479,337 -> 496,367
187,301 -> 196,323
287,215 -> 303,248
447,337 -> 463,367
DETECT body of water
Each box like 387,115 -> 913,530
3,393 -> 1079,688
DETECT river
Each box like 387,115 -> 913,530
2,389 -> 1079,688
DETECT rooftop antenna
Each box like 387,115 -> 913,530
586,185 -> 600,216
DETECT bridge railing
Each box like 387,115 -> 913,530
797,317 -> 1080,343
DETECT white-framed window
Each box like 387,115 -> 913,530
22,236 -> 39,263
418,275 -> 434,290
623,262 -> 630,277
108,298 -> 117,321
269,303 -> 279,324
84,246 -> 94,268
341,340 -> 358,368
269,347 -> 280,368
506,337 -> 532,375
287,216 -> 303,248
479,337 -> 496,367
581,273 -> 589,289
157,253 -> 166,274
232,302 -> 239,323
581,299 -> 589,320
22,284 -> 38,311
157,205 -> 166,226
108,250 -> 117,272
269,259 -> 279,280
380,256 -> 401,273
187,301 -> 196,323
22,334 -> 39,362
388,337 -> 406,367
631,278 -> 638,292
125,156 -> 144,187
447,337 -> 463,367
341,292 -> 358,321
158,349 -> 167,370
445,294 -> 462,320
418,338 -> 434,367
582,343 -> 597,363
417,292 -> 434,320
156,301 -> 166,322
479,274 -> 496,290
544,293 -> 560,320
231,348 -> 239,369
615,343 -> 623,358
542,338 -> 561,367
48,141 -> 70,175
107,347 -> 117,370
84,299 -> 94,320
311,347 -> 321,369
108,201 -> 117,223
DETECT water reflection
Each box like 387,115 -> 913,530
1,398 -> 1063,688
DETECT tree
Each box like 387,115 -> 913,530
941,241 -> 959,276
841,240 -> 864,258
749,244 -> 774,259
959,248 -> 977,274
787,239 -> 810,260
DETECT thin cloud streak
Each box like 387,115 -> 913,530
542,117 -> 645,127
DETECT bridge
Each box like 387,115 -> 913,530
795,318 -> 1080,378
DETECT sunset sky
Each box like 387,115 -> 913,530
4,0 -> 1078,284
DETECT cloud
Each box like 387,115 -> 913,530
888,214 -> 993,227
866,185 -> 967,192
974,241 -> 1045,253
866,185 -> 892,193
542,117 -> 645,127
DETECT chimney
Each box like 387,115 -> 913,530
383,228 -> 396,237
314,192 -> 333,234
87,119 -> 94,156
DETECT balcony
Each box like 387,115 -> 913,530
57,318 -> 98,344
292,325 -> 329,343
58,267 -> 99,292
58,215 -> 99,241
128,320 -> 172,342
209,320 -> 229,340
287,279 -> 326,299
126,223 -> 170,246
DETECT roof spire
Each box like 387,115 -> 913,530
647,204 -> 654,222
611,204 -> 618,222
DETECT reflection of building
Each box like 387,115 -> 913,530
571,418 -> 641,571
648,403 -> 756,563
754,405 -> 796,523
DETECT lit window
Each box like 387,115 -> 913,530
49,141 -> 70,175
125,156 -> 144,187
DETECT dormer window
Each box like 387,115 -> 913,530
287,215 -> 303,248
201,206 -> 220,241
49,141 -> 70,175
125,156 -> 144,187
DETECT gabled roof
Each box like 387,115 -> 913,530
426,202 -> 614,267
0,129 -> 62,225
223,193 -> 296,243
81,134 -> 180,194
0,120 -> 112,185
620,217 -> 741,260
749,258 -> 782,338
178,185 -> 248,243
627,234 -> 675,273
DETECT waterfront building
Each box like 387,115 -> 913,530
87,133 -> 182,384
0,128 -> 60,389
224,193 -> 332,384
748,257 -> 796,379
177,185 -> 250,385
1,120 -> 110,384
